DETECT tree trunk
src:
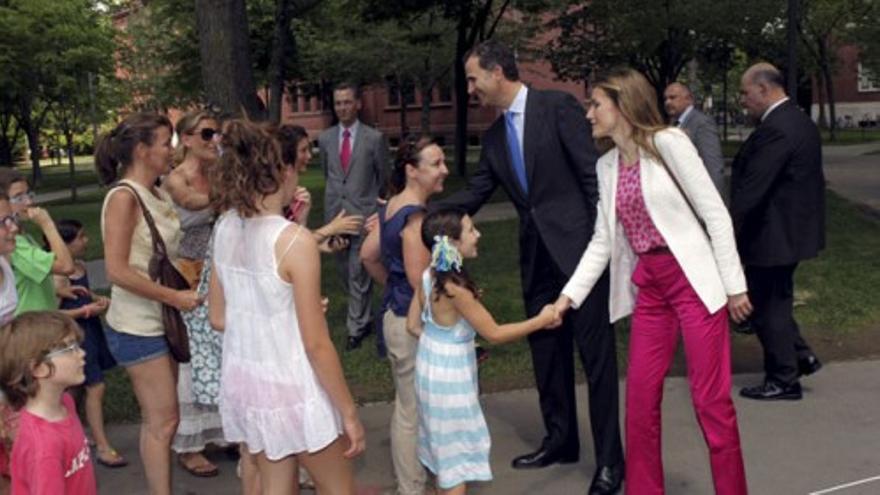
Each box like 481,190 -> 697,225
268,0 -> 291,124
420,88 -> 432,135
64,130 -> 77,202
453,15 -> 470,177
821,60 -> 837,141
398,77 -> 408,137
195,0 -> 265,120
816,71 -> 827,129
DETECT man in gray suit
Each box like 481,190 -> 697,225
664,82 -> 725,194
319,82 -> 390,350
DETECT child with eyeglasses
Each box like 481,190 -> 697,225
0,311 -> 97,495
0,169 -> 76,316
46,219 -> 127,469
0,193 -> 19,494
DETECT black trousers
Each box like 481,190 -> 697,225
521,236 -> 623,468
746,264 -> 815,385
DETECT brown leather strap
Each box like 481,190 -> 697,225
114,182 -> 169,258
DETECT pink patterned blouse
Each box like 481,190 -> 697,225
616,159 -> 667,254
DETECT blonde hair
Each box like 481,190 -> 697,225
174,110 -> 216,164
593,68 -> 668,162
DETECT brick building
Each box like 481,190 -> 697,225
811,44 -> 880,127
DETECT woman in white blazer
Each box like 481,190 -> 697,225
554,69 -> 752,495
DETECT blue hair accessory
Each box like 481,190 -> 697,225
430,235 -> 463,273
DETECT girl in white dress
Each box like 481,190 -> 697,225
207,120 -> 365,494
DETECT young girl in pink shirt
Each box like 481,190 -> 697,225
0,311 -> 96,495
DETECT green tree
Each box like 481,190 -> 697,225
799,0 -> 877,139
0,0 -> 118,182
546,0 -> 779,101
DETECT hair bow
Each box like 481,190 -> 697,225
430,235 -> 463,273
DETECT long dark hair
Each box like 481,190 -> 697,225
94,113 -> 173,185
421,207 -> 480,300
387,134 -> 435,197
275,124 -> 309,166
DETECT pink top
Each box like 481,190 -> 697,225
10,393 -> 96,495
616,159 -> 667,254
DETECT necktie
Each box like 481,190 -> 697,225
505,111 -> 527,194
340,129 -> 352,173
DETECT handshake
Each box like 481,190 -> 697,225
536,295 -> 573,330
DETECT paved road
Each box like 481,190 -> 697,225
95,360 -> 880,494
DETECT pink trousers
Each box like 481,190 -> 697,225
625,252 -> 746,495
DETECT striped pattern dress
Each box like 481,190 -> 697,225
415,270 -> 492,489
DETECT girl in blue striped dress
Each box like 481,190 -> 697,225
407,208 -> 561,494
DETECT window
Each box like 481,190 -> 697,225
289,86 -> 299,113
858,64 -> 880,92
387,77 -> 400,107
436,80 -> 452,103
386,76 -> 415,107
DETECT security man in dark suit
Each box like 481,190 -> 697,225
732,62 -> 825,401
439,40 -> 623,494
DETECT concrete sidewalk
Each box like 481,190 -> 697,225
94,359 -> 880,494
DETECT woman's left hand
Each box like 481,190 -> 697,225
727,293 -> 753,323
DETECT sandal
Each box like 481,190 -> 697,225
177,453 -> 219,478
95,447 -> 128,468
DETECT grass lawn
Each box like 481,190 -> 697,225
93,189 -> 880,423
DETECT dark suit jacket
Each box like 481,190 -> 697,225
319,121 -> 389,222
440,89 -> 600,292
730,100 -> 825,266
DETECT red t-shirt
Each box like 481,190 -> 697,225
10,393 -> 96,495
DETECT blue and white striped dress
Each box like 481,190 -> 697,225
416,270 -> 492,489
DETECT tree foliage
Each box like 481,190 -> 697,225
0,0 -> 118,181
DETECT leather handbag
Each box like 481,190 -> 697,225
117,183 -> 191,363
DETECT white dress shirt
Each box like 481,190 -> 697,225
761,97 -> 789,122
505,84 -> 528,159
338,120 -> 360,153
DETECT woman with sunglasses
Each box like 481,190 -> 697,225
162,110 -> 226,478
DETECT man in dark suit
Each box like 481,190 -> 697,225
731,63 -> 825,401
319,82 -> 389,350
664,82 -> 725,195
440,40 -> 623,494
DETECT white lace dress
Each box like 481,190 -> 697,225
212,211 -> 342,460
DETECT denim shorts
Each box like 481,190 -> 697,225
104,325 -> 169,367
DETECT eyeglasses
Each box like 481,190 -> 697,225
0,214 -> 18,230
192,128 -> 219,141
44,341 -> 82,360
8,191 -> 35,205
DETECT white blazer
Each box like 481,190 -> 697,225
561,128 -> 746,322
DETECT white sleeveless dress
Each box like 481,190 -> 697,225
212,211 -> 342,459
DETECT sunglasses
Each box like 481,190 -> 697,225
0,214 -> 18,230
45,341 -> 82,360
192,128 -> 219,141
9,191 -> 35,205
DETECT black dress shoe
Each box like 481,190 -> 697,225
589,464 -> 624,495
740,380 -> 802,401
798,354 -> 823,377
511,448 -> 578,469
345,334 -> 366,351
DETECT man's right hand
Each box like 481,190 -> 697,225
553,295 -> 573,318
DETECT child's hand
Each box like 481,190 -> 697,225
538,304 -> 563,329
342,415 -> 366,459
57,285 -> 90,300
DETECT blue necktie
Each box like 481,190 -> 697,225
505,111 -> 528,194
